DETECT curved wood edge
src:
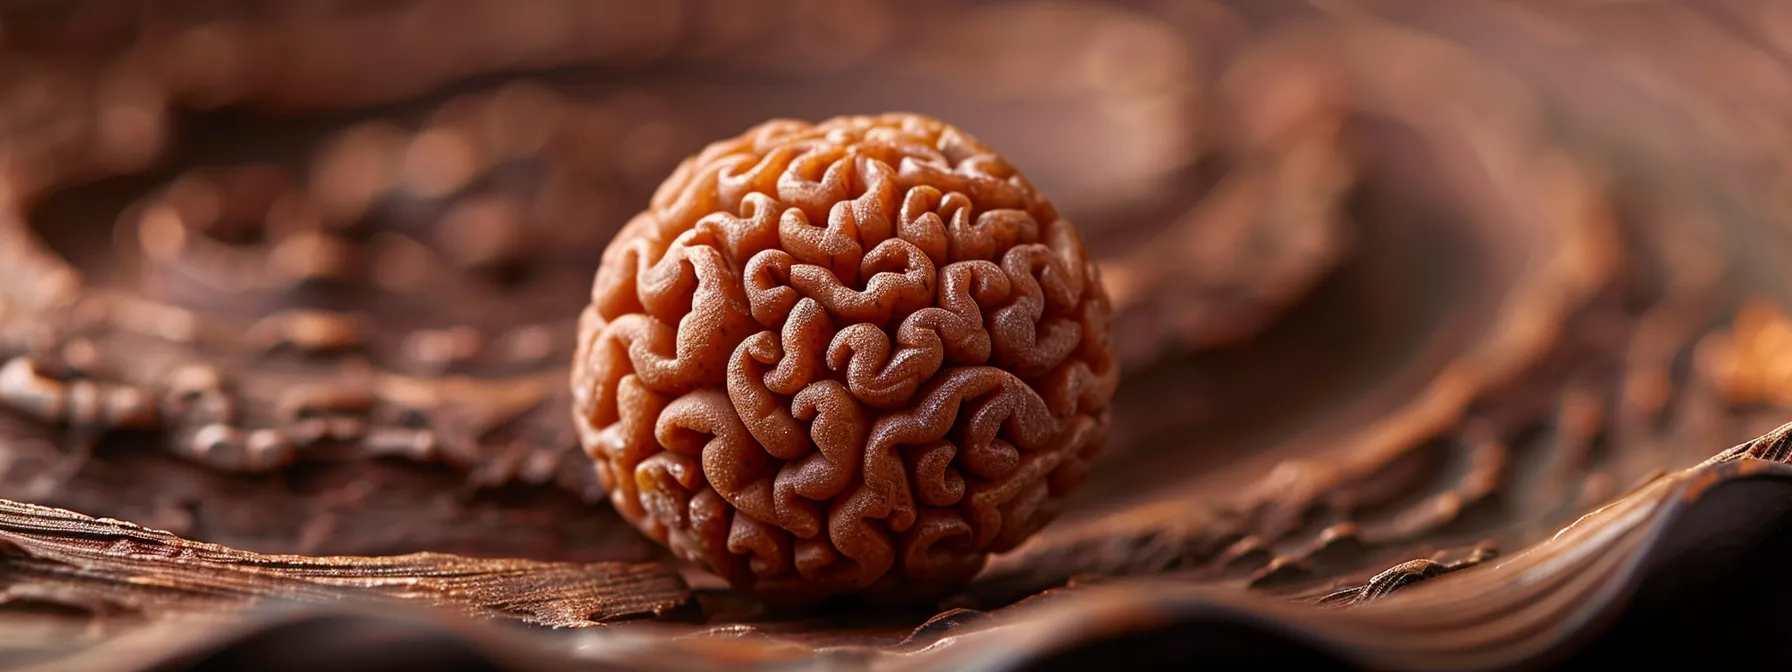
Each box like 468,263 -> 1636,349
0,497 -> 691,632
888,423 -> 1792,672
14,421 -> 1792,672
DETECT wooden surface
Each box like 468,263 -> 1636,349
5,1 -> 1792,669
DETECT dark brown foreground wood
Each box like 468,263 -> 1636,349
7,0 -> 1792,670
0,498 -> 690,628
9,427 -> 1792,671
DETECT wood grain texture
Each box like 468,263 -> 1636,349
9,428 -> 1786,671
5,0 -> 1792,670
0,497 -> 690,628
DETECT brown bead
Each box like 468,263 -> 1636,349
571,113 -> 1119,601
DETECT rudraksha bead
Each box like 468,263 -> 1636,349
571,113 -> 1118,600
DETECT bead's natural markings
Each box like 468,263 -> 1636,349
573,114 -> 1119,599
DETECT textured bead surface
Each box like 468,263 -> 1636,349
572,113 -> 1117,599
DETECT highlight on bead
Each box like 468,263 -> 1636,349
570,113 -> 1119,600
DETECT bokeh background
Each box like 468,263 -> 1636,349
6,1 -> 1792,669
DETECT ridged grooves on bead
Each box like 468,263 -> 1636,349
572,113 -> 1117,599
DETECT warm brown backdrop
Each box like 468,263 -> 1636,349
4,1 -> 1792,669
